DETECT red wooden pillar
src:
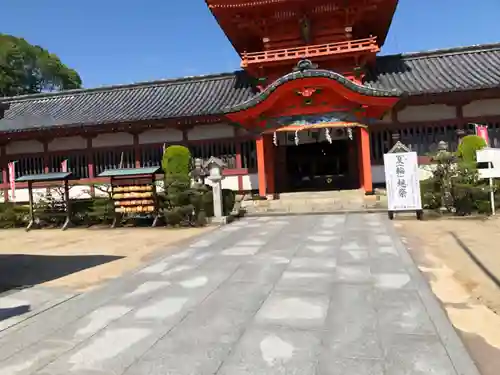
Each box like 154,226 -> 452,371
43,141 -> 50,173
256,133 -> 276,197
357,127 -> 373,193
86,137 -> 95,179
1,145 -> 8,201
348,137 -> 358,189
235,141 -> 243,191
86,137 -> 95,196
264,134 -> 275,195
256,136 -> 267,197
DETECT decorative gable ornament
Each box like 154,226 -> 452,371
293,59 -> 318,72
296,88 -> 318,97
388,141 -> 411,154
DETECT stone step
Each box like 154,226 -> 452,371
241,190 -> 387,214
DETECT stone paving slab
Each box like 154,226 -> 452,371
0,214 -> 480,375
0,286 -> 77,334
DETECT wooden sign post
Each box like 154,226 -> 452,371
477,148 -> 500,215
383,142 -> 423,220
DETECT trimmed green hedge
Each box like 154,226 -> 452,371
456,135 -> 487,163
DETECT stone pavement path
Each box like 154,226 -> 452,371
0,214 -> 480,375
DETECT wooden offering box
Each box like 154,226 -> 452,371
98,167 -> 162,228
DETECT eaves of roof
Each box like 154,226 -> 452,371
1,42 -> 499,134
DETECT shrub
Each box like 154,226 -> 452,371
456,135 -> 487,163
420,140 -> 497,215
0,203 -> 29,228
71,198 -> 114,225
162,145 -> 191,189
160,145 -> 210,227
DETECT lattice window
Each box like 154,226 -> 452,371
7,155 -> 44,181
141,145 -> 163,168
188,141 -> 238,169
93,148 -> 135,175
241,140 -> 257,169
48,153 -> 89,179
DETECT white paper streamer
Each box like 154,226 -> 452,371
294,130 -> 299,146
325,128 -> 332,143
347,128 -> 353,140
273,132 -> 278,146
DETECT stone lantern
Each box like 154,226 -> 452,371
204,157 -> 226,220
191,158 -> 207,185
437,140 -> 449,153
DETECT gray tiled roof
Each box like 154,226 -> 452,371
1,43 -> 500,133
0,71 -> 255,133
364,43 -> 500,94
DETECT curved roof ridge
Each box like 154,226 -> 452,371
379,42 -> 500,61
2,71 -> 242,103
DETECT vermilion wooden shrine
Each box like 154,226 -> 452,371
208,0 -> 400,196
1,0 -> 500,202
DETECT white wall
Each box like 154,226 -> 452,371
92,132 -> 133,147
397,104 -> 456,122
372,165 -> 434,184
204,176 -> 240,191
187,123 -> 234,140
463,98 -> 500,118
4,185 -> 93,203
48,136 -> 87,151
6,140 -> 44,155
139,129 -> 183,144
242,174 -> 259,191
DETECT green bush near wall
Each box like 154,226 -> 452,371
456,135 -> 487,163
0,203 -> 30,228
420,137 -> 500,216
162,145 -> 191,188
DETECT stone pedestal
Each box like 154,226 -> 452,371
212,180 -> 223,219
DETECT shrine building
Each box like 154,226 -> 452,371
1,0 -> 500,201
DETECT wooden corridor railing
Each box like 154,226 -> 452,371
241,37 -> 379,67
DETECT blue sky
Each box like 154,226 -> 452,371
1,0 -> 499,88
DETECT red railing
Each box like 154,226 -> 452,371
241,37 -> 379,67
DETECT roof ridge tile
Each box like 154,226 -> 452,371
1,71 -> 244,103
379,42 -> 500,61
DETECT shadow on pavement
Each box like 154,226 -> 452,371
0,305 -> 31,322
449,231 -> 500,289
0,254 -> 123,292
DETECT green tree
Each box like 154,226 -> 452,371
0,34 -> 82,96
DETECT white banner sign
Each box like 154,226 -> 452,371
477,148 -> 500,179
383,151 -> 422,211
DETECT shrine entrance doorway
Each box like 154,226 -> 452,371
284,140 -> 350,192
273,129 -> 358,193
